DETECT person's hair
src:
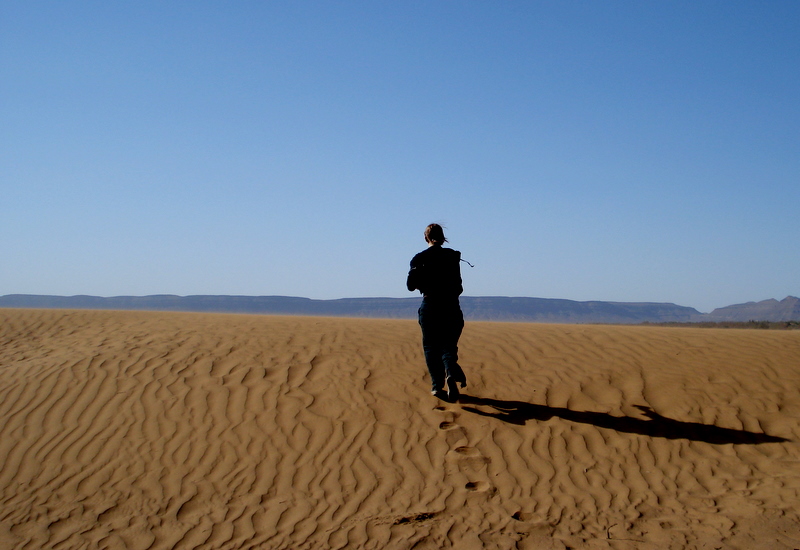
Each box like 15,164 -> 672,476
424,223 -> 447,245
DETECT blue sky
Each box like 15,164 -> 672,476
2,1 -> 798,312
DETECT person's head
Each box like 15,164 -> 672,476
424,223 -> 447,246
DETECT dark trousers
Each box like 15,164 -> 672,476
418,299 -> 465,391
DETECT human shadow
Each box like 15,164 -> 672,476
458,395 -> 788,445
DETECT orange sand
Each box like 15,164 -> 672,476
1,309 -> 799,549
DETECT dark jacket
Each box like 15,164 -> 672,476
407,245 -> 463,300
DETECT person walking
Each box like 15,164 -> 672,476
407,224 -> 468,402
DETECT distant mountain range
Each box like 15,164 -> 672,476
2,294 -> 798,324
704,296 -> 800,323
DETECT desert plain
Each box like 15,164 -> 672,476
1,308 -> 799,550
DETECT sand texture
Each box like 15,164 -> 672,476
1,309 -> 800,549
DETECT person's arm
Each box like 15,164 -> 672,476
407,255 -> 424,292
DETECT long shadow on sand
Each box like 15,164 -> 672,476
458,395 -> 788,445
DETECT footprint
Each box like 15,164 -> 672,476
438,420 -> 467,445
452,445 -> 491,467
393,512 -> 437,525
465,481 -> 492,493
454,446 -> 480,457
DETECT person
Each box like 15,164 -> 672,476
407,224 -> 468,402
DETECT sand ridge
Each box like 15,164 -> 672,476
1,309 -> 799,549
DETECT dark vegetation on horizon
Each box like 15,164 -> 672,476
640,320 -> 800,330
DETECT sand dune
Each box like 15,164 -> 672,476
1,309 -> 799,549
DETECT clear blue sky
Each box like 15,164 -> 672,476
2,1 -> 798,313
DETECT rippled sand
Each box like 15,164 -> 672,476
1,309 -> 799,549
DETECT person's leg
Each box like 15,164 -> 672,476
419,305 -> 446,393
442,308 -> 466,400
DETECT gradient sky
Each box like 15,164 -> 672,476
2,1 -> 798,313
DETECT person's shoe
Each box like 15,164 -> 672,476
445,376 -> 460,403
432,389 -> 449,401
450,365 -> 467,388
